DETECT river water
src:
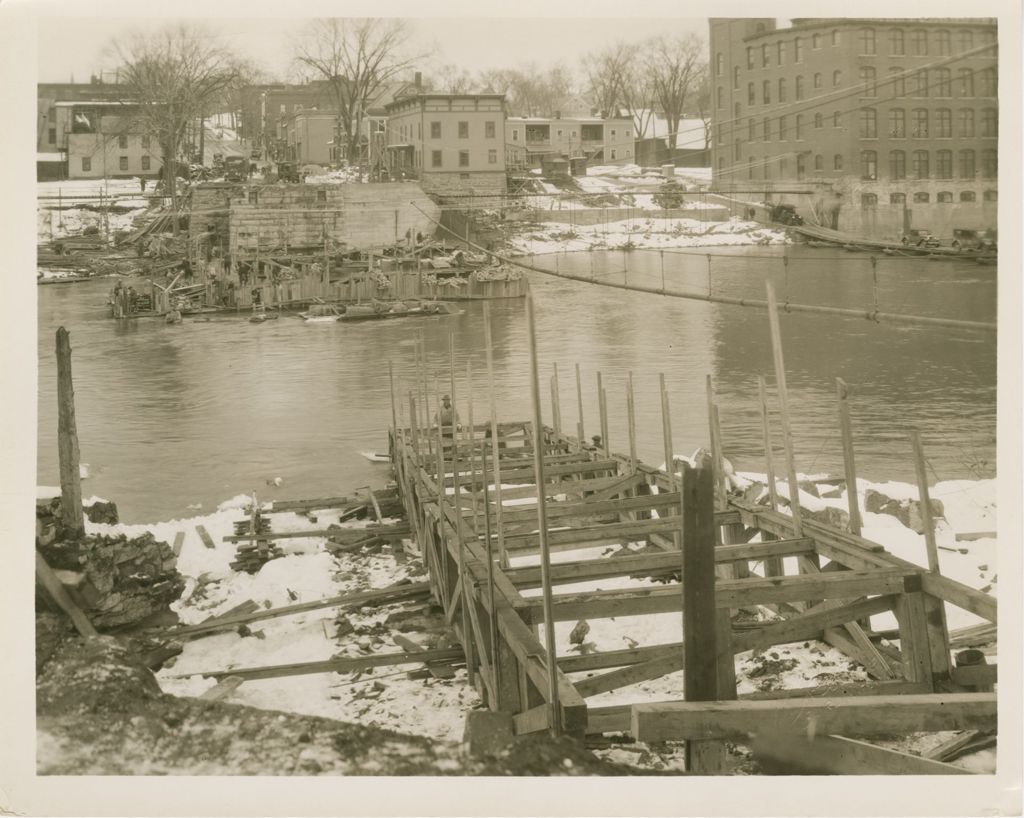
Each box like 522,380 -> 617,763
37,246 -> 997,523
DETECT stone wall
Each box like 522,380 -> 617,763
420,171 -> 507,200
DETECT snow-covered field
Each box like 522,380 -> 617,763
37,179 -> 156,243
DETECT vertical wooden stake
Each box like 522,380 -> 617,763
480,439 -> 501,704
596,371 -> 606,453
449,332 -> 475,687
55,328 -> 84,537
466,361 -> 478,532
757,375 -> 779,512
388,361 -> 398,440
659,373 -> 676,491
764,282 -> 804,536
599,386 -> 609,457
526,293 -> 561,736
835,378 -> 863,536
705,375 -> 729,511
482,303 -> 507,567
551,362 -> 562,440
575,362 -> 585,452
626,372 -> 637,474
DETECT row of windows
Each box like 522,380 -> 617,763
860,148 -> 996,180
428,149 -> 500,168
81,155 -> 151,172
729,66 -> 996,108
716,27 -> 993,77
858,108 -> 997,139
861,190 -> 997,206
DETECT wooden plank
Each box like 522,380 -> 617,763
512,703 -> 551,735
172,531 -> 185,557
182,646 -> 466,682
495,489 -> 682,525
195,524 -> 217,549
36,551 -> 97,637
950,664 -> 998,688
169,581 -> 431,637
681,464 -> 719,712
198,676 -> 245,702
632,693 -> 997,743
750,733 -> 973,775
575,650 -> 682,698
835,378 -> 863,535
500,516 -> 700,553
924,730 -> 991,761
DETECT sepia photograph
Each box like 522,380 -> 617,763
1,0 -> 1020,812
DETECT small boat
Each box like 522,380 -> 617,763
338,300 -> 461,322
249,304 -> 279,323
301,302 -> 346,322
360,451 -> 390,463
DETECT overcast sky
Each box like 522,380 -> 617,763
37,17 -> 708,84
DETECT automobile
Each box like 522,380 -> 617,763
276,161 -> 302,183
901,229 -> 941,248
224,155 -> 249,182
769,203 -> 803,226
952,228 -> 997,252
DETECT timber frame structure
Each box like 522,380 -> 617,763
388,306 -> 998,774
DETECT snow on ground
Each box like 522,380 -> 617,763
38,178 -> 152,203
508,216 -> 787,255
304,166 -> 366,184
37,204 -> 149,242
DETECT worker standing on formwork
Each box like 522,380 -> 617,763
434,394 -> 461,447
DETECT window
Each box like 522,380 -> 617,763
912,29 -> 928,56
888,109 -> 906,138
935,68 -> 951,97
611,129 -> 617,137
796,153 -> 805,180
488,149 -> 497,164
936,191 -> 953,203
795,75 -> 804,100
814,154 -> 823,170
814,72 -> 822,89
47,127 -> 55,144
248,190 -> 259,205
890,67 -> 906,97
860,66 -> 876,97
119,156 -> 128,171
81,157 -> 91,172
833,69 -> 842,87
983,189 -> 997,201
779,157 -> 787,176
958,68 -> 974,96
118,134 -> 128,149
485,121 -> 495,138
141,156 -> 150,171
777,41 -> 785,64
734,102 -> 741,123
795,114 -> 804,139
834,154 -> 843,170
890,29 -> 905,55
557,129 -> 563,137
794,37 -> 803,62
716,52 -> 724,76
913,108 -> 929,137
279,104 -> 285,114
913,70 -> 928,97
981,149 -> 997,177
937,30 -> 951,55
432,150 -> 442,167
458,121 -> 469,139
733,65 -> 740,89
316,189 -> 326,202
834,111 -> 842,127
890,192 -> 906,204
778,78 -> 787,102
959,109 -> 975,137
141,135 -> 150,149
959,191 -> 976,202
861,149 -> 877,179
913,192 -> 930,203
981,108 -> 998,137
459,150 -> 469,167
860,27 -> 876,55
832,29 -> 840,46
935,108 -> 952,138
763,80 -> 771,104
762,44 -> 769,67
861,193 -> 878,207
890,150 -> 906,179
860,108 -> 877,138
813,33 -> 821,49
957,30 -> 974,53
763,118 -> 771,141
431,121 -> 442,139
749,119 -> 756,141
734,139 -> 741,160
748,157 -> 755,180
912,149 -> 929,179
936,150 -> 953,178
778,115 -> 787,139
959,149 -> 976,178
748,82 -> 756,105
814,113 -> 823,129
459,173 -> 470,180
747,47 -> 754,69
610,149 -> 617,159
978,68 -> 997,96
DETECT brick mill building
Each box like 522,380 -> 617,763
709,18 -> 998,238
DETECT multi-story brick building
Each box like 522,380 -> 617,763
384,93 -> 507,197
504,115 -> 635,167
709,18 -> 998,237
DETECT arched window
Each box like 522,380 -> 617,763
814,72 -> 822,88
834,111 -> 842,127
763,80 -> 771,104
813,33 -> 821,49
935,68 -> 951,97
734,139 -> 741,160
861,192 -> 878,207
860,66 -> 877,97
912,149 -> 929,179
978,68 -> 997,96
811,113 -> 820,129
796,153 -> 806,180
794,37 -> 803,62
912,29 -> 928,56
716,52 -> 724,76
734,102 -> 741,122
957,30 -> 974,53
981,149 -> 997,177
959,191 -> 976,202
717,86 -> 724,108
859,108 -> 876,138
861,149 -> 877,179
890,29 -> 905,55
889,109 -> 905,138
911,108 -> 928,138
913,70 -> 928,97
748,82 -> 756,105
834,154 -> 843,170
748,157 -> 755,180
747,47 -> 754,69
958,68 -> 974,96
959,109 -> 975,137
959,149 -> 975,178
763,117 -> 771,141
890,192 -> 906,204
762,44 -> 770,67
937,191 -> 953,203
779,157 -> 787,176
936,150 -> 953,179
981,108 -> 998,137
833,69 -> 842,87
889,150 -> 906,179
749,119 -> 756,141
814,154 -> 823,170
859,28 -> 876,55
795,114 -> 804,139
777,41 -> 785,64
733,65 -> 740,90
889,67 -> 906,97
778,115 -> 788,139
936,30 -> 951,55
778,78 -> 787,102
913,191 -> 930,203
936,109 -> 952,138
832,29 -> 840,46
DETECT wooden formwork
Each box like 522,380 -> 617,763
390,415 -> 998,768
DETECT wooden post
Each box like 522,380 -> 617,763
449,333 -> 475,687
526,293 -> 561,735
706,375 -> 729,511
626,371 -> 637,474
575,363 -> 585,452
599,386 -> 609,457
482,303 -> 507,567
680,463 -> 725,773
479,439 -> 501,705
836,378 -> 863,535
55,328 -> 84,537
551,362 -> 562,440
465,361 -> 478,532
757,375 -> 779,512
596,372 -> 606,453
388,361 -> 398,440
659,373 -> 676,491
764,282 -> 804,536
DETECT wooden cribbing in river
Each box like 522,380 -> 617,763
168,581 -> 431,638
55,328 -> 84,537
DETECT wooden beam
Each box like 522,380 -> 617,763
750,733 -> 974,775
55,327 -> 84,537
36,551 -> 97,637
632,693 -> 997,743
195,524 -> 217,549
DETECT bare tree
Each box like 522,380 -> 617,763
293,18 -> 424,163
582,42 -> 635,117
621,59 -> 656,140
692,63 -> 713,151
644,34 -> 706,150
111,24 -> 240,224
480,64 -> 575,117
432,63 -> 475,94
